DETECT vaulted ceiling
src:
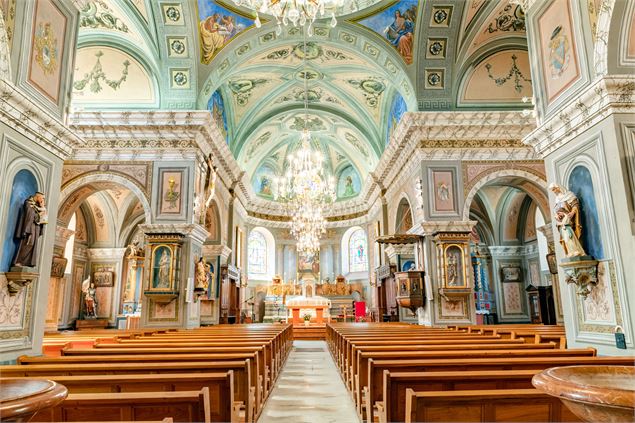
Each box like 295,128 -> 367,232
71,0 -> 533,203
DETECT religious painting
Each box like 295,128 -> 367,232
538,0 -> 580,103
440,296 -> 467,318
252,164 -> 276,199
50,256 -> 67,278
197,0 -> 251,65
430,169 -> 457,214
401,260 -> 415,271
208,89 -> 228,143
151,245 -> 174,290
386,92 -> 407,145
502,282 -> 523,314
502,265 -> 522,282
93,270 -> 114,287
443,244 -> 466,288
337,165 -> 361,200
28,0 -> 66,103
357,1 -> 418,65
528,259 -> 541,286
298,251 -> 319,274
159,170 -> 183,215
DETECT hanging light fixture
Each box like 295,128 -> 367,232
274,27 -> 335,254
231,0 -> 349,35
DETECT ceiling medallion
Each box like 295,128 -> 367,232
231,0 -> 352,35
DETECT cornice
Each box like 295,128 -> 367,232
0,80 -> 84,159
87,248 -> 127,260
412,221 -> 478,236
202,243 -> 232,260
523,76 -> 635,157
140,223 -> 210,244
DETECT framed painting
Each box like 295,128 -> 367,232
439,296 -> 468,319
27,0 -> 67,104
150,245 -> 175,291
50,256 -> 67,278
443,244 -> 467,288
538,0 -> 581,104
546,252 -> 558,274
502,265 -> 522,282
428,167 -> 459,216
159,170 -> 184,215
93,270 -> 114,287
502,282 -> 524,314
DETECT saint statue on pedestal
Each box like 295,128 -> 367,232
549,183 -> 587,257
12,192 -> 48,268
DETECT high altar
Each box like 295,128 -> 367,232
260,275 -> 364,323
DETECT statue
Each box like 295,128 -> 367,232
127,241 -> 141,259
194,257 -> 210,293
549,183 -> 587,257
12,192 -> 48,268
82,277 -> 97,318
157,250 -> 171,288
204,154 -> 218,209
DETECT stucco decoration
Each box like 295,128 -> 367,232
72,47 -> 156,106
465,1 -> 526,58
461,50 -> 532,104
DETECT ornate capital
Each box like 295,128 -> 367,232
140,223 -> 209,245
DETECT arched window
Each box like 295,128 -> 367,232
348,229 -> 368,272
248,231 -> 267,275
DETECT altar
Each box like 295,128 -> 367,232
286,295 -> 331,325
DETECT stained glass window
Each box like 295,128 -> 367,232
349,229 -> 368,272
248,230 -> 267,274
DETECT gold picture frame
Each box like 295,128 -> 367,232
443,243 -> 467,288
149,244 -> 176,291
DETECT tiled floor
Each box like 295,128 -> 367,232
257,340 -> 360,423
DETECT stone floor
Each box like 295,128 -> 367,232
257,340 -> 360,423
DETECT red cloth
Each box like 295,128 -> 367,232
354,301 -> 366,321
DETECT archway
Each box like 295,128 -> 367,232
466,172 -> 555,325
48,175 -> 152,330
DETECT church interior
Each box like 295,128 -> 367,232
0,0 -> 634,422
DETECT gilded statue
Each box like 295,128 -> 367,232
194,257 -> 210,292
82,277 -> 97,318
549,183 -> 587,257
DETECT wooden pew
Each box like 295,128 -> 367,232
404,388 -> 581,423
365,356 -> 635,423
380,369 -> 540,423
18,351 -> 265,408
35,388 -> 211,423
1,360 -> 255,423
14,372 -> 235,423
355,347 -> 595,415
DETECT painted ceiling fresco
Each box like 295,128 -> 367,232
70,0 -> 535,203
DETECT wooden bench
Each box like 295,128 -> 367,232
380,369 -> 540,423
365,356 -> 635,423
35,388 -> 211,423
355,347 -> 596,415
14,372 -> 235,423
404,388 -> 581,423
1,360 -> 255,423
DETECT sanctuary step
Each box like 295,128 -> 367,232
292,325 -> 326,340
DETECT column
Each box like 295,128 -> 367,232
276,245 -> 284,277
333,245 -> 341,276
45,226 -> 74,332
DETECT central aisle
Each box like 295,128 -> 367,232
257,340 -> 360,423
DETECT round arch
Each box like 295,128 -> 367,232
462,168 -> 549,221
394,195 -> 414,234
59,173 -> 152,227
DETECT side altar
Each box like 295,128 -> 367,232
258,275 -> 364,323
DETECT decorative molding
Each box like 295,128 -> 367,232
523,76 -> 635,156
412,221 -> 477,236
87,248 -> 126,260
0,80 -> 84,159
140,223 -> 209,245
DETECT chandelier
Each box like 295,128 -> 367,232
231,0 -> 347,35
275,129 -> 336,254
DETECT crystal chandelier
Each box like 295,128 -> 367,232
275,128 -> 336,254
231,0 -> 347,35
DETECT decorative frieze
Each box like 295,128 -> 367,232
0,80 -> 83,159
523,76 -> 635,156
